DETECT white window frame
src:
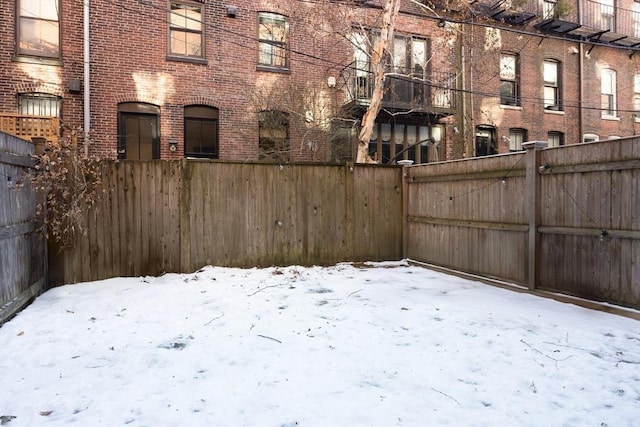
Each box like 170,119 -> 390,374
543,59 -> 561,110
508,128 -> 526,151
635,74 -> 640,121
601,68 -> 617,118
547,131 -> 563,148
500,53 -> 519,106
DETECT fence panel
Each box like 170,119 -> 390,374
406,137 -> 640,309
537,139 -> 640,307
405,153 -> 528,284
53,161 -> 403,284
0,132 -> 45,323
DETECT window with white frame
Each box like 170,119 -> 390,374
600,0 -> 615,31
508,128 -> 526,151
168,1 -> 204,59
601,68 -> 617,117
500,53 -> 519,106
543,59 -> 561,110
547,131 -> 564,148
543,0 -> 557,19
17,0 -> 60,58
634,2 -> 640,38
635,74 -> 640,119
258,13 -> 289,70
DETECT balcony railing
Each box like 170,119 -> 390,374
581,0 -> 640,38
472,1 -> 640,49
0,113 -> 59,148
346,64 -> 457,115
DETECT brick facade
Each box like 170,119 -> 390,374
1,1 -> 638,162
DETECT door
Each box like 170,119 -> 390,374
117,103 -> 160,160
475,126 -> 497,157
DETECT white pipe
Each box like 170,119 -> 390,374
83,0 -> 90,158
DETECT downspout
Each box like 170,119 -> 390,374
83,0 -> 90,158
577,1 -> 584,143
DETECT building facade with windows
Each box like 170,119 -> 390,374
459,0 -> 640,157
0,1 -> 638,163
0,0 -> 459,163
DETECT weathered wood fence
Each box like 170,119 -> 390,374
52,161 -> 403,285
405,137 -> 639,309
0,132 -> 46,323
50,136 -> 639,309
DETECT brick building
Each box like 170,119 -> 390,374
1,1 -> 638,163
459,0 -> 640,157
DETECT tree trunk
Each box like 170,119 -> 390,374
356,0 -> 402,164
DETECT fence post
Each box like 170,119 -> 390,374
523,141 -> 548,291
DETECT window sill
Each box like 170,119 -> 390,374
256,65 -> 291,74
544,109 -> 564,115
601,115 -> 620,121
12,55 -> 63,66
500,104 -> 523,111
166,55 -> 208,65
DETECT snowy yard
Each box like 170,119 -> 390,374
0,260 -> 638,426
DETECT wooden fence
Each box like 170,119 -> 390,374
405,137 -> 640,309
0,132 -> 46,323
52,161 -> 403,285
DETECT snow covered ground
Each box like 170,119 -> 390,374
0,260 -> 638,427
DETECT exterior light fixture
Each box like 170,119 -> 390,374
169,138 -> 178,152
226,5 -> 237,18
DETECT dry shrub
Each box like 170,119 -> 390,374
29,130 -> 103,250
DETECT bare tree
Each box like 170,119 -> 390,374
356,0 -> 402,163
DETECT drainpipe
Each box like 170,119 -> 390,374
577,1 -> 583,143
83,0 -> 90,158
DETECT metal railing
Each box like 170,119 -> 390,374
581,0 -> 640,37
346,63 -> 457,113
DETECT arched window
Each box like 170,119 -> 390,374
184,105 -> 218,158
258,110 -> 289,162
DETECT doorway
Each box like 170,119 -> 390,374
117,103 -> 160,160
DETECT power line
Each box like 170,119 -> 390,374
101,0 -> 639,115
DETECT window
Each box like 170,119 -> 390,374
508,128 -> 527,151
500,53 -> 519,106
475,125 -> 497,156
543,60 -> 561,110
17,0 -> 60,58
367,122 -> 440,164
635,74 -> 640,119
258,13 -> 288,70
18,93 -> 61,117
543,0 -> 557,19
117,103 -> 160,160
184,106 -> 218,158
634,2 -> 640,38
168,1 -> 204,59
600,0 -> 615,31
259,110 -> 289,162
583,133 -> 599,143
601,68 -> 616,117
547,131 -> 564,148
